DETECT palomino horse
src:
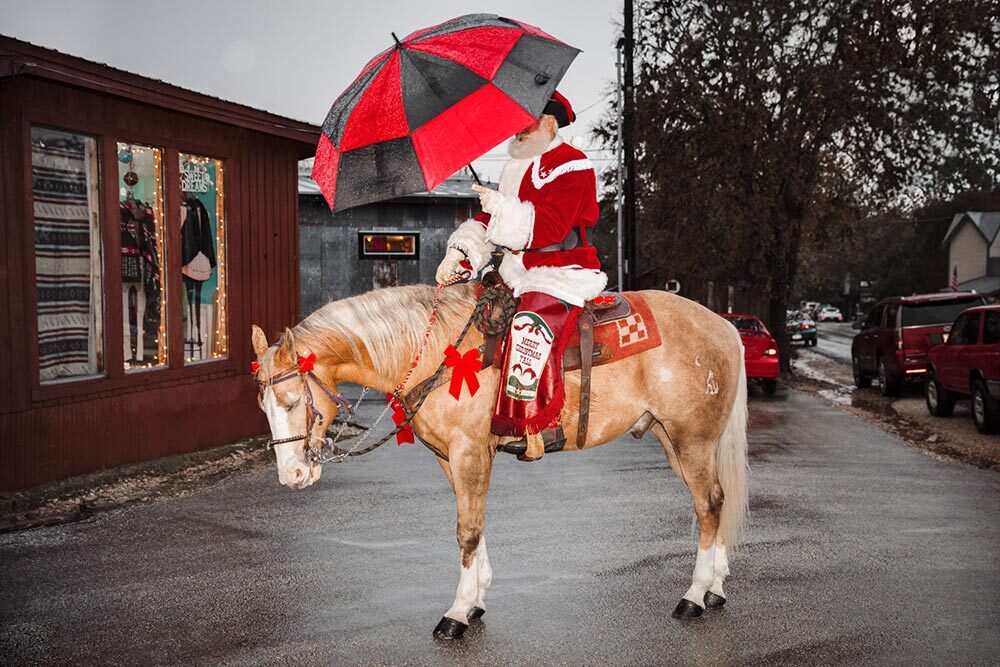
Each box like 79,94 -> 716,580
251,283 -> 748,638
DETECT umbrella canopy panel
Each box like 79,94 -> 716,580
313,13 -> 579,212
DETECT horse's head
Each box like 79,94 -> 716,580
251,324 -> 343,490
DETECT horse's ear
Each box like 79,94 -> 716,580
251,325 -> 268,358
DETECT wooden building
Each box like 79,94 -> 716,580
298,160 -> 484,316
0,37 -> 318,490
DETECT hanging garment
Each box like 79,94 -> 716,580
180,197 -> 216,280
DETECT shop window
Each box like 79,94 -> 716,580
30,126 -> 104,384
358,232 -> 419,259
118,143 -> 167,371
179,154 -> 227,364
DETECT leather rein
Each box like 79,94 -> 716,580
254,280 -> 516,464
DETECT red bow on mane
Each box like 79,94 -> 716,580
250,360 -> 260,374
443,344 -> 482,400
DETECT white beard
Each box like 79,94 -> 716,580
508,129 -> 552,159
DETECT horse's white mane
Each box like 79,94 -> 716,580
293,283 -> 477,381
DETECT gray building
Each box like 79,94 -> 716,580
298,159 -> 491,318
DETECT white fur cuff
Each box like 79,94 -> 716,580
498,255 -> 608,307
446,220 -> 492,272
485,197 -> 534,250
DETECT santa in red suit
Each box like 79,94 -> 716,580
436,92 -> 607,460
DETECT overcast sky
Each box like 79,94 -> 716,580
2,0 -> 623,181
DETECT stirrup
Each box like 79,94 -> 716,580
498,427 -> 566,458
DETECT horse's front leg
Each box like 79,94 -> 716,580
433,443 -> 494,640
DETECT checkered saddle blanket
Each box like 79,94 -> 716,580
563,292 -> 662,371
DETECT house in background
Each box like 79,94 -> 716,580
942,211 -> 1000,294
298,160 -> 488,318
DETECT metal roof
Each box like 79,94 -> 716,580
298,158 -> 491,200
958,275 -> 1000,294
942,211 -> 1000,247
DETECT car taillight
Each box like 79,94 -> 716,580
801,323 -> 810,330
895,329 -> 903,350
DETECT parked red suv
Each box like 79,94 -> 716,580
851,292 -> 986,396
925,305 -> 1000,433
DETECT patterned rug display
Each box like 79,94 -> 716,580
31,128 -> 102,382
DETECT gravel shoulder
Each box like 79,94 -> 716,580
789,347 -> 1000,471
0,421 -> 363,533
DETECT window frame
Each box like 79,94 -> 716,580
948,312 -> 981,346
20,106 -> 242,405
357,230 -> 420,260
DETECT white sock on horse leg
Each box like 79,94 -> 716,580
682,546 -> 716,606
709,544 -> 729,597
475,536 -> 492,608
445,541 -> 481,623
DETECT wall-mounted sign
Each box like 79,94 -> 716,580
358,231 -> 419,260
180,160 -> 213,193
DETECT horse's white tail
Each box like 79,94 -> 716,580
716,336 -> 749,549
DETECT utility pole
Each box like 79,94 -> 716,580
615,38 -> 625,291
623,0 -> 637,289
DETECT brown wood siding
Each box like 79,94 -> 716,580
0,76 -> 310,491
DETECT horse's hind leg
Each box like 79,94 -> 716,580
652,423 -> 724,619
433,445 -> 494,640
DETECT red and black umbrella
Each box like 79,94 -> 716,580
311,13 -> 579,212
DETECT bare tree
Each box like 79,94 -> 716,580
597,0 -> 1000,369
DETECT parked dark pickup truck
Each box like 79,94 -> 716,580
851,292 -> 986,396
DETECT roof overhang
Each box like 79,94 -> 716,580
0,35 -> 320,155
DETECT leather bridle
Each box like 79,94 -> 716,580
254,349 -> 354,463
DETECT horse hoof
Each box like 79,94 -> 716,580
433,616 -> 468,640
672,598 -> 704,619
467,606 -> 486,622
704,591 -> 726,609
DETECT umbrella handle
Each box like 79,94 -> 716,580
468,164 -> 483,186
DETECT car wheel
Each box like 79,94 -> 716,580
925,372 -> 955,417
763,379 -> 777,396
878,357 -> 900,397
971,380 -> 1000,434
852,353 -> 872,388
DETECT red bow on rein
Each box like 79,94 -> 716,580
385,393 -> 415,445
443,344 -> 482,400
297,353 -> 316,374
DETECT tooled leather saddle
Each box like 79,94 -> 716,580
482,279 -> 662,454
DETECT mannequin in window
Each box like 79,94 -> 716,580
180,196 -> 216,359
121,197 -> 159,362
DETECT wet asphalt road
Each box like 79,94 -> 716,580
2,388 -> 999,666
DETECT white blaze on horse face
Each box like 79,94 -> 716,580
263,387 -> 310,488
682,546 -> 717,607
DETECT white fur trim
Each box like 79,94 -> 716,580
499,158 -> 532,196
531,157 -> 593,189
446,220 -> 492,272
498,254 -> 608,307
499,136 -> 562,195
485,198 -> 534,251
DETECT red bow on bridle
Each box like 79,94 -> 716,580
443,344 -> 482,400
